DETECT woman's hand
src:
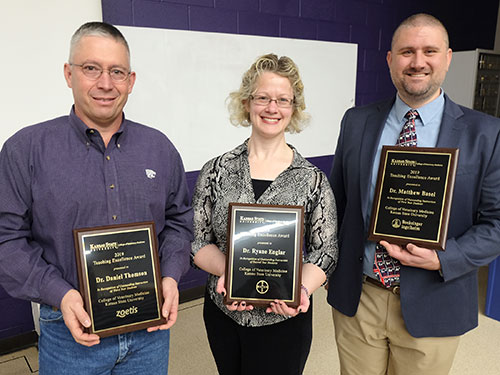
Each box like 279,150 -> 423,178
216,273 -> 254,311
265,286 -> 310,317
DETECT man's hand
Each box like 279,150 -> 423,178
60,289 -> 100,347
147,277 -> 179,332
380,240 -> 441,271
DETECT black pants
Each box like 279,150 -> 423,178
203,291 -> 313,375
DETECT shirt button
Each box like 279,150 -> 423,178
117,144 -> 121,148
110,184 -> 115,189
359,257 -> 363,262
112,215 -> 117,220
89,129 -> 95,134
106,156 -> 111,161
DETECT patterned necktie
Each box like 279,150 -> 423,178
396,109 -> 418,147
373,109 -> 419,287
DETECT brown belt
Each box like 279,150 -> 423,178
364,276 -> 400,296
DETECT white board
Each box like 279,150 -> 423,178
120,26 -> 356,171
1,12 -> 356,172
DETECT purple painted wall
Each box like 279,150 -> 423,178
0,286 -> 34,340
101,0 -> 499,293
102,0 -> 499,106
3,0 -> 499,343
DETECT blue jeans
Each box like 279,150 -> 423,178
38,304 -> 170,375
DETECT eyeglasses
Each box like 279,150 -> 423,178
70,63 -> 131,82
250,95 -> 294,108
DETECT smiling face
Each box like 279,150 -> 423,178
246,72 -> 294,140
64,35 -> 136,132
387,24 -> 452,108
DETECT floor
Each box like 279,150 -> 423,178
1,266 -> 500,374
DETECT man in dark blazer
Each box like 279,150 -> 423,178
327,13 -> 500,375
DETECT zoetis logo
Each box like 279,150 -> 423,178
116,306 -> 138,318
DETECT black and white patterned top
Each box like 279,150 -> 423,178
191,140 -> 338,327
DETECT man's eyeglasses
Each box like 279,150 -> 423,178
70,63 -> 131,82
250,95 -> 294,108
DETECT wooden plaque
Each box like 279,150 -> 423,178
224,203 -> 304,307
368,146 -> 459,250
73,222 -> 166,337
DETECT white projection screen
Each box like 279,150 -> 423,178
119,26 -> 357,171
2,25 -> 357,171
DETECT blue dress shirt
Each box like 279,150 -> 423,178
363,91 -> 445,276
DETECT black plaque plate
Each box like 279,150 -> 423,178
368,146 -> 458,250
73,222 -> 166,337
224,203 -> 304,308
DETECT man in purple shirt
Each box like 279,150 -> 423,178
0,22 -> 193,373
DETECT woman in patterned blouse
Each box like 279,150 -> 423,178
191,53 -> 339,375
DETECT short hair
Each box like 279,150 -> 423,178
227,53 -> 309,134
69,21 -> 130,63
392,13 -> 449,50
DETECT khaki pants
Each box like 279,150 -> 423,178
332,280 -> 460,375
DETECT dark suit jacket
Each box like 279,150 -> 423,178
327,94 -> 500,337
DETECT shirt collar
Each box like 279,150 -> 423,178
394,89 -> 445,126
68,105 -> 127,146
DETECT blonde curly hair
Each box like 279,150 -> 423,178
227,53 -> 309,133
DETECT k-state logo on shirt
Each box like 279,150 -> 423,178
145,169 -> 156,179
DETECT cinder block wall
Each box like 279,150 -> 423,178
102,0 -> 499,106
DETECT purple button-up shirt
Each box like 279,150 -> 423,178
0,108 -> 193,308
